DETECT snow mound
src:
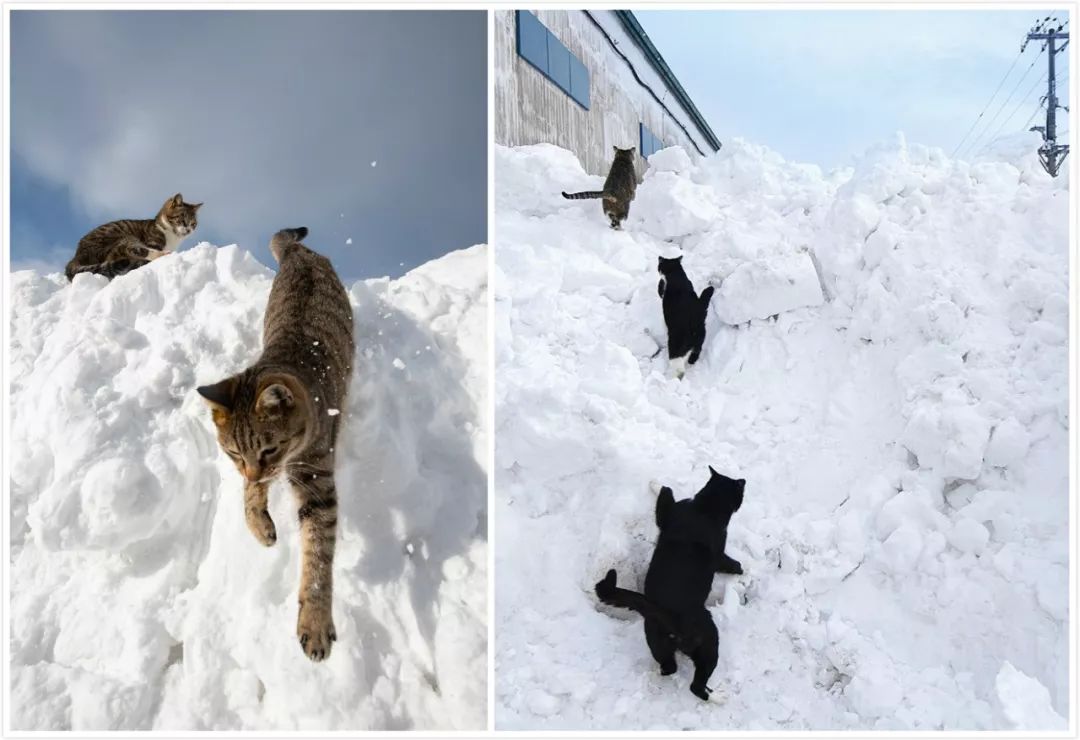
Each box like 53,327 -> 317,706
995,661 -> 1067,730
9,242 -> 488,730
494,137 -> 1068,730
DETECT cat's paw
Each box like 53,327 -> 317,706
706,685 -> 729,704
690,683 -> 711,701
717,559 -> 743,576
297,603 -> 337,662
246,508 -> 277,547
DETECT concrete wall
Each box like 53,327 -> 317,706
494,9 -> 716,178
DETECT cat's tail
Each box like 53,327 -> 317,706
595,569 -> 682,635
270,227 -> 309,263
66,259 -> 146,282
699,285 -> 715,311
561,190 -> 607,200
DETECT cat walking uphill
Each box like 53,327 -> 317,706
65,193 -> 201,280
595,468 -> 745,701
197,227 -> 355,662
562,145 -> 637,230
658,256 -> 714,379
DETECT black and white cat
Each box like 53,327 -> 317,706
657,256 -> 714,379
595,468 -> 745,701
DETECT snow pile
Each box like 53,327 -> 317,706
494,134 -> 1068,730
995,661 -> 1067,730
9,243 -> 488,730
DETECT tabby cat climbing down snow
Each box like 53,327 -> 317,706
562,145 -> 638,229
197,227 -> 355,662
65,193 -> 201,280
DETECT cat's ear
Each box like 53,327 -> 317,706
191,202 -> 203,212
256,383 -> 295,417
629,147 -> 637,155
197,377 -> 238,425
171,193 -> 184,207
708,465 -> 719,477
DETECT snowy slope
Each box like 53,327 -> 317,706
494,135 -> 1069,730
8,243 -> 488,730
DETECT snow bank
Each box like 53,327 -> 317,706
9,242 -> 488,730
495,135 -> 1068,730
995,661 -> 1067,730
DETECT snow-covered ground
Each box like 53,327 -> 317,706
494,134 -> 1069,730
8,243 -> 488,730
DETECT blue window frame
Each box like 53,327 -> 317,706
516,11 -> 590,110
640,123 -> 665,158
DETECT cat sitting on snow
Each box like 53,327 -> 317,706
657,256 -> 714,379
595,467 -> 745,701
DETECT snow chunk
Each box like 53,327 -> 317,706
646,145 -> 693,173
902,403 -> 990,479
995,662 -> 1066,729
714,252 -> 825,324
948,518 -> 989,555
984,418 -> 1030,468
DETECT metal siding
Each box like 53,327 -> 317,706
495,9 -> 714,178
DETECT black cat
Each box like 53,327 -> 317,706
595,468 -> 745,701
657,256 -> 714,379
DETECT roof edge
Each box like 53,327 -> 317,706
613,10 -> 722,152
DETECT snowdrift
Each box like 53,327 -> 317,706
494,134 -> 1068,730
9,243 -> 488,730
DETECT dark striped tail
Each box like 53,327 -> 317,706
66,259 -> 147,282
562,190 -> 606,200
270,227 -> 309,263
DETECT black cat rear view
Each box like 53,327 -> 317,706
595,467 -> 746,701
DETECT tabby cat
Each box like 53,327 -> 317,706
595,469 -> 746,701
196,227 -> 355,662
562,145 -> 638,229
65,193 -> 201,280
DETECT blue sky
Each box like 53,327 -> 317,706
10,11 -> 487,281
637,9 -> 1070,170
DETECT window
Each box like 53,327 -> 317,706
516,11 -> 590,110
640,123 -> 665,158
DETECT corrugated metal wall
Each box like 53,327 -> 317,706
494,9 -> 714,178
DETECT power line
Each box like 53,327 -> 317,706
1022,100 -> 1045,131
976,72 -> 1048,152
951,46 -> 1026,156
963,43 -> 1047,157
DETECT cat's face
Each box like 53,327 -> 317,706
160,193 -> 201,238
196,373 -> 310,484
657,255 -> 683,275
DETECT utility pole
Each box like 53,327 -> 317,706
1027,19 -> 1069,176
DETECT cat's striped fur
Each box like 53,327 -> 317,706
65,194 -> 201,281
562,146 -> 638,229
197,227 -> 355,662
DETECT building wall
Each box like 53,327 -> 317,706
494,9 -> 716,178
